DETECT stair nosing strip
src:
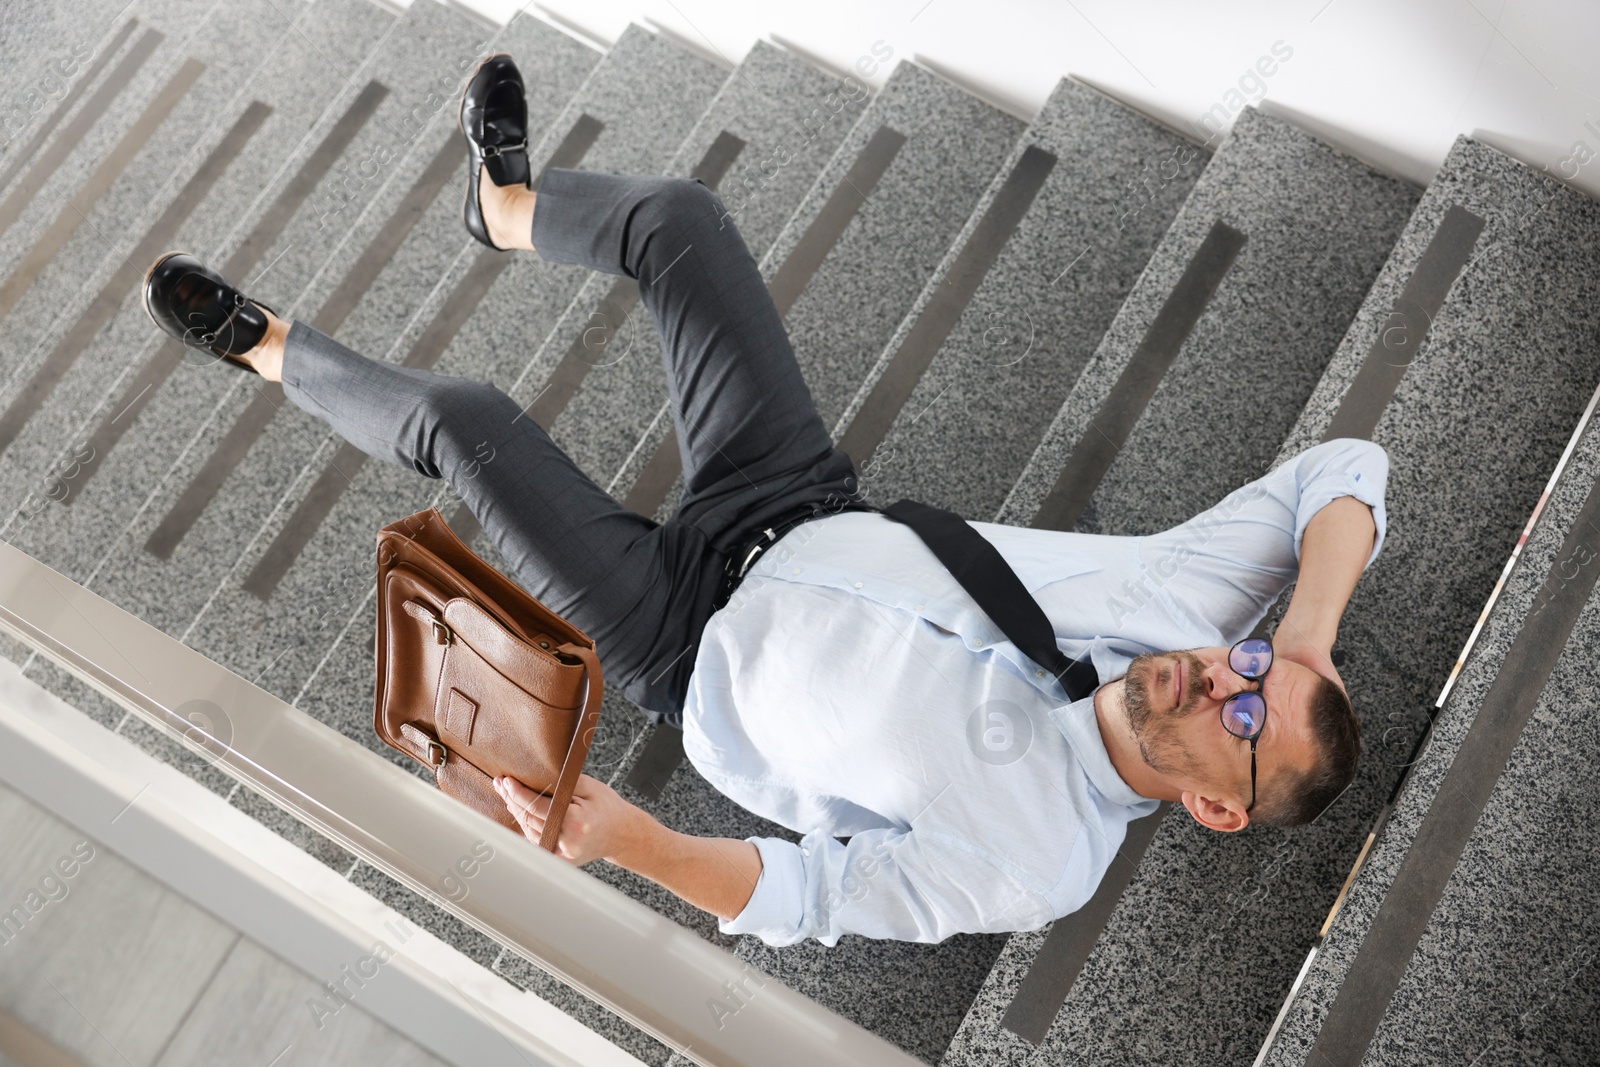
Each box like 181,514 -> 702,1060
1030,219 -> 1248,531
1320,204 -> 1487,443
765,123 -> 906,319
0,51 -> 201,325
0,18 -> 148,226
835,143 -> 1057,467
61,80 -> 392,504
0,95 -> 268,462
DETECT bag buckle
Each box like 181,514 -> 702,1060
427,739 -> 448,767
430,618 -> 453,645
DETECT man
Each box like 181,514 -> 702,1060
143,56 -> 1382,948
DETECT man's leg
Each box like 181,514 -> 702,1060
277,321 -> 723,717
531,170 -> 861,554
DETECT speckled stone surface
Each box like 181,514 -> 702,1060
0,0 -> 334,516
754,60 -> 1023,436
951,109 -> 1422,1067
1252,141 -> 1600,1067
1363,445 -> 1600,1065
2,0 -> 393,710
833,76 -> 1206,521
996,105 -> 1419,533
15,0 -> 501,662
545,39 -> 868,507
1262,427 -> 1600,1067
0,0 -> 136,164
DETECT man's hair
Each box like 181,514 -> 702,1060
1253,675 -> 1361,828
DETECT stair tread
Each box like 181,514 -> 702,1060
0,0 -> 395,557
836,75 -> 1207,522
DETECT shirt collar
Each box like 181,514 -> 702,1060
1050,694 -> 1152,809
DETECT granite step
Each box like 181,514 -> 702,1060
1249,142 -> 1600,1067
0,0 -> 399,688
0,16 -> 145,243
1259,384 -> 1600,1066
0,0 -> 142,166
954,134 -> 1600,1067
0,0 -> 393,666
0,0 -> 289,471
943,105 -> 1422,1066
7,0 -> 557,706
831,75 -> 1207,522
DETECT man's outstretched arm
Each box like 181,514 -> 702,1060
496,773 -> 761,920
1275,494 -> 1377,688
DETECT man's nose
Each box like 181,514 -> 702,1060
1202,660 -> 1254,703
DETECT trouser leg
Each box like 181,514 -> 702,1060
278,321 -> 723,719
530,169 -> 862,552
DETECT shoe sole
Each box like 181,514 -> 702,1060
141,249 -> 190,332
459,52 -> 518,252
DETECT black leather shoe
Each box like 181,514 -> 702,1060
142,251 -> 272,373
459,53 -> 529,251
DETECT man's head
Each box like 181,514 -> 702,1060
1119,645 -> 1360,830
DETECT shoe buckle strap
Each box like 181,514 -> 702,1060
481,139 -> 526,160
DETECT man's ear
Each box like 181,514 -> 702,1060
1179,789 -> 1249,833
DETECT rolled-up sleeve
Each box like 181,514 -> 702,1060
1137,438 -> 1390,639
1286,437 -> 1388,567
718,822 -> 1091,947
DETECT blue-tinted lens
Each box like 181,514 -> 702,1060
1222,692 -> 1266,738
1230,638 -> 1273,679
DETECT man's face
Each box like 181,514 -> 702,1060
1121,646 -> 1324,811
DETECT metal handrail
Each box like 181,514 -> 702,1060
0,537 -> 921,1067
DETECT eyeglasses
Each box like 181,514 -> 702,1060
1220,637 -> 1272,812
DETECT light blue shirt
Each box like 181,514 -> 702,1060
681,439 -> 1389,945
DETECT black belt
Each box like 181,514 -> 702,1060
712,500 -> 880,611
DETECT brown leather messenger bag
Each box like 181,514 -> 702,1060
371,507 -> 603,852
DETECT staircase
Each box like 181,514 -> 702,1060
1,1 -> 1598,1064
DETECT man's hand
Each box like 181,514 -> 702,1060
1273,622 -> 1346,693
494,771 -> 763,921
495,773 -> 643,865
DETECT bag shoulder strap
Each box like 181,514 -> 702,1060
881,499 -> 1099,703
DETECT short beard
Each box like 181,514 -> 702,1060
1122,649 -> 1206,777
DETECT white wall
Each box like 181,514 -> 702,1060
450,0 -> 1600,201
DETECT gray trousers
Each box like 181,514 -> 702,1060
280,169 -> 861,724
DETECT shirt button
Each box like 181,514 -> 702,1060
792,567 -> 800,574
1036,668 -> 1046,677
854,581 -> 863,588
971,637 -> 984,648
914,604 -> 924,611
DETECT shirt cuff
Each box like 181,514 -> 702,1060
717,836 -> 809,945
